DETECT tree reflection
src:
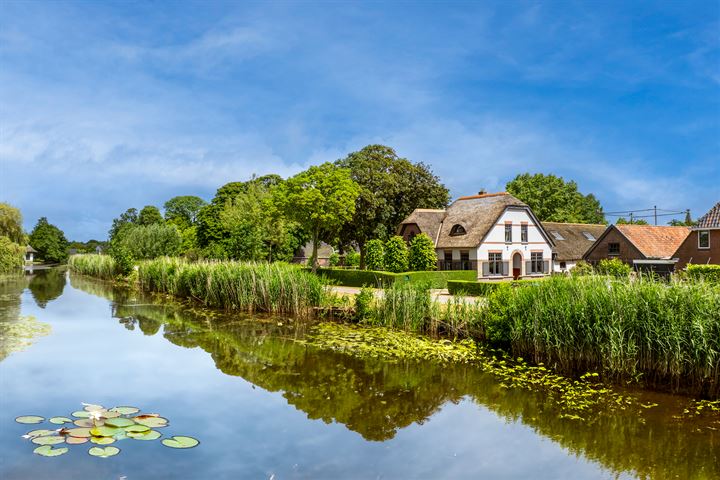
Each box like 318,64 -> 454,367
28,268 -> 66,308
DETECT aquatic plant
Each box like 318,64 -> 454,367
0,315 -> 51,361
68,254 -> 118,279
16,403 -> 198,457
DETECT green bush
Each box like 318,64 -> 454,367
686,264 -> 720,283
313,268 -> 476,288
571,260 -> 594,276
0,236 -> 25,273
328,252 -> 340,267
370,282 -> 432,332
118,224 -> 182,260
354,287 -> 374,322
346,250 -> 360,267
483,282 -> 514,346
595,258 -> 631,277
408,233 -> 437,271
384,236 -> 409,273
364,239 -> 384,271
110,245 -> 135,276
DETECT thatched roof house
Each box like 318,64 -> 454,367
541,222 -> 606,270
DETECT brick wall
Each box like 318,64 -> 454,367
674,230 -> 720,268
584,227 -> 644,264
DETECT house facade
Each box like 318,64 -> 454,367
541,222 -> 606,272
674,202 -> 720,269
398,192 -> 554,280
583,224 -> 690,274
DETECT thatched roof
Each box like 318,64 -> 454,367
399,209 -> 446,242
615,225 -> 690,259
542,222 -> 607,261
436,192 -> 527,248
26,245 -> 37,253
696,202 -> 720,229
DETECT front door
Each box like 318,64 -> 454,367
512,253 -> 522,280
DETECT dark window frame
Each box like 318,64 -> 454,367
505,224 -> 512,243
530,252 -> 543,274
488,252 -> 502,275
450,224 -> 467,236
608,242 -> 620,255
521,224 -> 528,243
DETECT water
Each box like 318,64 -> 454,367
1,270 -> 717,479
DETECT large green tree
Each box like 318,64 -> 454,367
0,202 -> 26,244
108,208 -> 138,242
336,145 -> 449,268
137,205 -> 164,226
506,173 -> 605,224
164,196 -> 207,228
29,217 -> 68,263
278,163 -> 360,272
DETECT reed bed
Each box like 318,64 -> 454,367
137,257 -> 325,317
500,275 -> 720,397
68,254 -> 118,280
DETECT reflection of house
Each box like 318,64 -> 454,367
292,241 -> 335,266
674,202 -> 720,269
583,224 -> 690,274
542,222 -> 606,272
399,192 -> 554,280
25,245 -> 37,264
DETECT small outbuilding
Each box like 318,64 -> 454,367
25,245 -> 37,264
541,222 -> 607,273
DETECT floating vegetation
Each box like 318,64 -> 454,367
683,399 -> 720,417
0,316 -> 51,361
15,404 -> 199,458
304,322 -> 639,418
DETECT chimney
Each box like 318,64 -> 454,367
478,189 -> 487,195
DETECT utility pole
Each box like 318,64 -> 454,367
654,205 -> 657,226
629,212 -> 633,224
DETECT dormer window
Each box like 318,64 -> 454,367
551,231 -> 565,241
450,224 -> 466,236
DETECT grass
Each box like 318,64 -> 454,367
68,254 -> 118,279
137,257 -> 325,317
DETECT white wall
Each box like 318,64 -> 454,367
553,260 -> 576,273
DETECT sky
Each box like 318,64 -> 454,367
1,0 -> 718,241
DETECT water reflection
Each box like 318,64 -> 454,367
70,273 -> 719,480
0,274 -> 51,361
28,268 -> 66,309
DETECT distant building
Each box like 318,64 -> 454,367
398,192 -> 554,280
541,222 -> 607,273
25,245 -> 37,264
674,202 -> 720,268
293,241 -> 335,266
583,224 -> 690,274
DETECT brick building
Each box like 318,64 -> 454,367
673,202 -> 720,269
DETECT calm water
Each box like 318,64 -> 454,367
1,270 -> 718,480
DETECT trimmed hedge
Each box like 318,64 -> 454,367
686,264 -> 720,283
311,268 -> 476,288
448,278 -> 543,296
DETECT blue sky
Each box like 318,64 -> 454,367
1,0 -> 718,240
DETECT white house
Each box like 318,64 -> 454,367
398,192 -> 555,280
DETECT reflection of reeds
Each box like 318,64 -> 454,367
68,254 -> 117,279
137,257 -> 324,317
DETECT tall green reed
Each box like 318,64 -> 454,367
68,254 -> 118,280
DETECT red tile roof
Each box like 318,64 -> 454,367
615,224 -> 690,259
696,202 -> 720,229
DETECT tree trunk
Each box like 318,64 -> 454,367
358,240 -> 366,270
311,229 -> 319,274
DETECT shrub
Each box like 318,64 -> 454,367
354,287 -> 374,322
328,252 -> 340,267
0,236 -> 25,273
686,264 -> 720,283
346,250 -> 361,268
364,239 -> 384,271
110,245 -> 135,276
571,260 -> 594,276
383,236 -> 409,273
118,224 -> 182,260
483,282 -> 514,346
408,233 -> 437,271
312,268 -> 476,288
595,258 -> 631,277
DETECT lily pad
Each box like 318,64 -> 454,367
73,418 -> 101,428
15,415 -> 44,424
49,417 -> 73,425
90,436 -> 115,445
66,436 -> 88,445
33,445 -> 68,457
133,416 -> 168,428
104,417 -> 135,428
26,429 -> 55,438
88,446 -> 120,458
83,404 -> 105,412
124,424 -> 150,433
71,411 -> 90,418
100,410 -> 121,419
66,427 -> 92,438
161,436 -> 199,449
90,426 -> 119,437
31,435 -> 65,446
108,406 -> 139,415
127,429 -> 161,441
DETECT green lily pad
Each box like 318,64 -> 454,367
71,411 -> 90,418
31,435 -> 65,446
49,417 -> 73,425
124,424 -> 150,433
127,429 -> 161,441
66,436 -> 88,445
26,429 -> 55,438
133,416 -> 168,428
108,406 -> 139,415
16,415 -> 44,424
90,426 -> 119,437
88,446 -> 120,458
73,418 -> 101,428
33,445 -> 68,457
100,410 -> 121,419
66,427 -> 92,438
90,436 -> 115,445
161,436 -> 199,449
104,417 -> 135,428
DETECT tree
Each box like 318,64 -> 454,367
0,236 -> 25,273
109,208 -> 138,242
384,236 -> 409,273
278,163 -> 360,273
616,217 -> 649,225
164,196 -> 207,228
336,145 -> 449,268
364,239 -> 385,271
29,217 -> 68,263
408,233 -> 437,271
0,202 -> 25,244
117,224 -> 182,260
669,211 -> 695,226
137,205 -> 164,226
506,173 -> 605,224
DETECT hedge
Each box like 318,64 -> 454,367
447,278 -> 544,296
311,268 -> 476,288
686,264 -> 720,283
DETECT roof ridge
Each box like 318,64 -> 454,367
456,192 -> 509,201
543,222 -> 607,226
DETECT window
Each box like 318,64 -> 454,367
608,242 -> 620,255
582,231 -> 596,241
531,252 -> 543,274
489,252 -> 502,275
521,224 -> 528,243
560,261 -> 567,270
551,231 -> 565,241
450,224 -> 466,236
460,251 -> 470,270
505,224 -> 512,243
698,230 -> 710,249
